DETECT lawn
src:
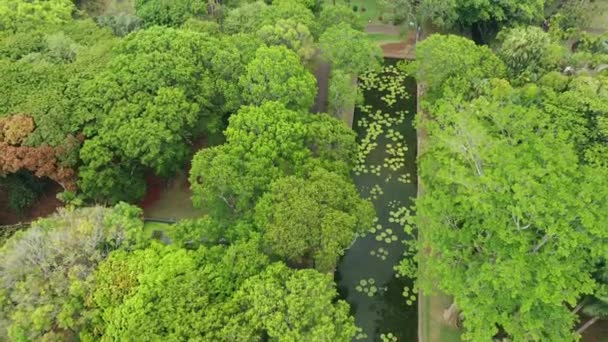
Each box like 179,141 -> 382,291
327,0 -> 382,24
586,0 -> 608,34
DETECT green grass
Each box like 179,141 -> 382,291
143,171 -> 203,221
327,0 -> 381,24
143,221 -> 172,238
587,1 -> 608,33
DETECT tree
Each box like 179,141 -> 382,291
407,34 -> 505,101
230,263 -> 358,341
415,0 -> 544,31
76,27 -> 220,203
327,70 -> 357,119
497,26 -> 565,82
134,0 -> 206,27
378,0 -> 416,25
407,83 -> 608,340
316,4 -> 364,34
190,102 -> 357,220
0,204 -> 143,341
87,239 -> 269,341
319,23 -> 382,75
257,19 -> 315,62
0,0 -> 74,33
222,0 -> 315,36
255,167 -> 373,271
239,45 -> 317,110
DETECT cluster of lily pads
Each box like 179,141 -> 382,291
380,332 -> 398,342
402,285 -> 417,306
370,247 -> 389,261
356,278 -> 379,297
370,223 -> 399,244
397,173 -> 410,184
385,128 -> 404,142
359,65 -> 410,109
388,199 -> 402,209
355,328 -> 368,340
367,184 -> 383,200
384,142 -> 407,172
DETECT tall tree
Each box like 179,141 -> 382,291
239,45 -> 317,110
88,239 -> 269,341
76,27 -> 220,203
0,204 -> 143,341
255,167 -> 374,271
230,263 -> 358,341
190,101 -> 356,221
497,26 -> 565,82
319,23 -> 382,75
406,34 -> 505,101
406,82 -> 608,340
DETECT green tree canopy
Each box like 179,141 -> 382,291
88,239 -> 269,340
407,34 -> 506,101
316,4 -> 364,34
255,167 -> 374,271
239,45 -> 317,110
319,23 -> 382,75
497,26 -> 565,82
135,0 -> 206,27
0,0 -> 74,33
223,0 -> 315,35
414,0 -> 544,30
190,101 -> 357,222
231,263 -> 358,341
257,19 -> 315,62
77,27 -> 221,203
0,204 -> 143,341
408,82 -> 608,341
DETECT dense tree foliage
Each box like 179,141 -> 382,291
497,26 -> 565,82
135,0 -> 205,27
231,263 -> 358,341
239,45 -> 317,110
76,27 -> 220,203
190,101 -> 357,221
255,167 -> 374,271
406,34 -> 505,101
319,23 -> 382,75
0,0 -> 75,33
416,0 -> 544,30
0,2 -> 380,341
257,19 -> 315,62
0,204 -> 143,341
404,32 -> 608,341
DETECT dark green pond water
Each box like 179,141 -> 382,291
335,59 -> 418,341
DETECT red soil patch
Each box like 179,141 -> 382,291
139,135 -> 207,211
139,174 -> 164,210
380,31 -> 416,59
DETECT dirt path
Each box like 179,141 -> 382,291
311,51 -> 330,114
366,23 -> 401,35
0,182 -> 63,226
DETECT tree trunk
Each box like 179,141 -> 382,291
577,316 -> 600,335
443,301 -> 460,328
571,299 -> 587,314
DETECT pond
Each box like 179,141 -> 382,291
335,59 -> 418,342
